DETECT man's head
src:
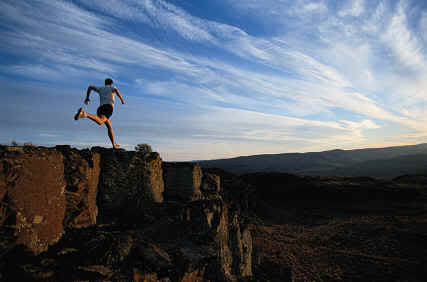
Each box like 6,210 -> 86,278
105,78 -> 113,86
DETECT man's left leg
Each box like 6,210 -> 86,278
86,113 -> 107,125
105,119 -> 119,148
75,108 -> 107,125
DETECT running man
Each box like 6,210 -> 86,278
74,78 -> 125,149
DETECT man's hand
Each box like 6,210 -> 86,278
85,85 -> 96,105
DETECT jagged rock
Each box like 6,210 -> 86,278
163,162 -> 203,202
125,198 -> 252,281
229,215 -> 252,277
94,147 -> 164,217
55,145 -> 100,228
0,146 -> 66,254
201,173 -> 221,199
183,198 -> 253,281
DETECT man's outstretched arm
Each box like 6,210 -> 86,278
85,85 -> 97,105
115,88 -> 125,104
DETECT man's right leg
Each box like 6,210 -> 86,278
75,108 -> 117,148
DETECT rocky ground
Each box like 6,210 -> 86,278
1,146 -> 427,281
1,200 -> 249,281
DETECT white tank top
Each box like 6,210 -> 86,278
95,86 -> 115,106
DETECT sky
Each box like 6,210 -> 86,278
1,0 -> 427,161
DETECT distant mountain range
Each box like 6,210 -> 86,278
198,143 -> 427,179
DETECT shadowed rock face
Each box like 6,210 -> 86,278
93,147 -> 165,218
163,162 -> 203,202
55,145 -> 100,229
163,163 -> 221,202
183,199 -> 253,280
0,146 -> 66,254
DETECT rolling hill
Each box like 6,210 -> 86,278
198,143 -> 427,179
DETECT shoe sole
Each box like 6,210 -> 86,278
74,108 -> 83,120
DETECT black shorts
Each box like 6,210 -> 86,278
97,104 -> 113,119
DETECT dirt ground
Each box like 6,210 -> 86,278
246,174 -> 427,282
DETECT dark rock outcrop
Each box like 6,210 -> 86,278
93,147 -> 164,218
0,146 -> 166,254
0,145 -> 253,281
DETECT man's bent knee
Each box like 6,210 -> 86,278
98,115 -> 108,125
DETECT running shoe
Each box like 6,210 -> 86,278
74,108 -> 86,120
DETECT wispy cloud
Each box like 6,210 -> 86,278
79,0 -> 216,43
382,1 -> 425,72
0,0 -> 211,80
338,0 -> 365,17
1,0 -> 427,160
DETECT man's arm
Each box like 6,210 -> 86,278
85,85 -> 97,105
115,88 -> 125,104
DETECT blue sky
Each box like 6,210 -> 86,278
1,0 -> 427,161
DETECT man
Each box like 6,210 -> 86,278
74,78 -> 125,149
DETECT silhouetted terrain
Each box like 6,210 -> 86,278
199,143 -> 427,178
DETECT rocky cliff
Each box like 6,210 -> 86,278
0,145 -> 252,281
